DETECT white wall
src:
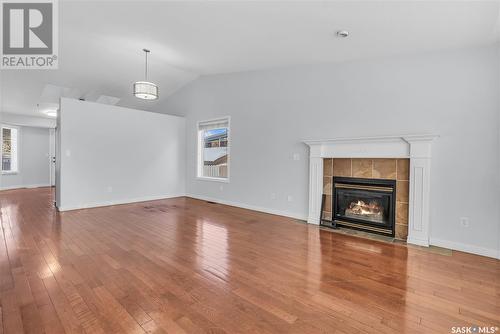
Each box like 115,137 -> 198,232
1,126 -> 51,190
57,98 -> 186,211
163,46 -> 500,258
497,43 -> 500,259
1,112 -> 56,128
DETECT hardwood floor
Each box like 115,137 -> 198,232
0,188 -> 499,334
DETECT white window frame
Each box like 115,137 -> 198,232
196,116 -> 230,183
1,125 -> 19,175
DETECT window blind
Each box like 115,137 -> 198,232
198,118 -> 229,131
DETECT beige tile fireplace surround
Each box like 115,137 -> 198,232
322,158 -> 409,240
304,135 -> 438,247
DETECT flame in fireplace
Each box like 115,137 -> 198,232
346,200 -> 383,217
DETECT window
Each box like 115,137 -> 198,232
197,117 -> 230,181
2,126 -> 19,173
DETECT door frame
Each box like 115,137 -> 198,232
49,128 -> 56,187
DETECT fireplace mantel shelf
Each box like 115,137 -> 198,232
303,134 -> 439,146
303,134 -> 438,247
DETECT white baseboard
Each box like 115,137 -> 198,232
406,236 -> 430,247
57,193 -> 185,212
1,183 -> 51,191
307,216 -> 320,225
186,193 -> 308,221
430,237 -> 500,259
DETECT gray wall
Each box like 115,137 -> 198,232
1,126 -> 51,189
57,98 -> 186,211
163,45 -> 500,256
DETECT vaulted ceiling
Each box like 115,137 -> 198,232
1,1 -> 499,118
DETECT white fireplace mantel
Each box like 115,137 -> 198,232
303,134 -> 438,247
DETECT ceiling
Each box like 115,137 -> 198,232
1,0 -> 499,118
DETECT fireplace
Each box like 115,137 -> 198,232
304,135 -> 437,246
331,177 -> 396,236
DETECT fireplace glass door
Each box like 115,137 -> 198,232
332,177 -> 396,235
335,189 -> 391,225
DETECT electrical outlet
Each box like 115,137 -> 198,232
271,193 -> 277,200
107,186 -> 113,193
459,217 -> 469,228
287,195 -> 293,202
219,185 -> 224,191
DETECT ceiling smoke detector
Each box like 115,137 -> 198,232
336,30 -> 349,38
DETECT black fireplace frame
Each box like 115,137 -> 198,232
331,176 -> 396,237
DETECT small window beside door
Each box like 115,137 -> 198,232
197,117 -> 230,181
1,126 -> 19,174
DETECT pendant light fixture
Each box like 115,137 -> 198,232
134,49 -> 159,100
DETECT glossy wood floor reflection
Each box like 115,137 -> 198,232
1,188 -> 499,334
